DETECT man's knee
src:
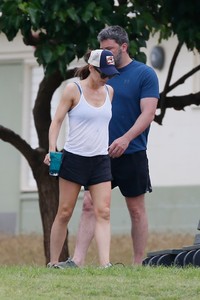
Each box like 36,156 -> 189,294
126,195 -> 146,220
82,191 -> 93,213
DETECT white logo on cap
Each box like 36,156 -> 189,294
106,56 -> 115,65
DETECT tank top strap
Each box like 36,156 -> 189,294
105,85 -> 111,99
105,84 -> 109,93
74,81 -> 82,95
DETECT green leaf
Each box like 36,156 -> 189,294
26,8 -> 39,25
1,0 -> 199,77
41,46 -> 54,64
66,7 -> 80,22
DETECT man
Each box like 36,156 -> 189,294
58,25 -> 159,268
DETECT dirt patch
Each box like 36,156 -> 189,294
82,232 -> 194,265
0,232 -> 195,266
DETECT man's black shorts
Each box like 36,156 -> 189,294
59,150 -> 112,186
111,150 -> 152,197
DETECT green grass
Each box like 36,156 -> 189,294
0,265 -> 199,300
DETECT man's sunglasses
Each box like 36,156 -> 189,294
94,67 -> 115,79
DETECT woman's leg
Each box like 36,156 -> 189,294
89,181 -> 111,266
50,178 -> 81,264
72,191 -> 95,266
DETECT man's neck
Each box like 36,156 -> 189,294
119,56 -> 133,69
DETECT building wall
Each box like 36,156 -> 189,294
0,62 -> 23,233
0,33 -> 200,236
18,186 -> 200,237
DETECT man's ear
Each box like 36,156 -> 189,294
121,43 -> 128,53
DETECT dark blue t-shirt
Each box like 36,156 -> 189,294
108,60 -> 159,154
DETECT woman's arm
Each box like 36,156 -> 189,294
43,83 -> 78,166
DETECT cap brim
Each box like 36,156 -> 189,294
98,66 -> 120,76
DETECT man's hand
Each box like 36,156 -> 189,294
108,136 -> 129,158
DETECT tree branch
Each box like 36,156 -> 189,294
0,125 -> 44,169
159,91 -> 200,110
23,31 -> 41,46
154,91 -> 200,123
156,42 -> 183,124
165,64 -> 200,94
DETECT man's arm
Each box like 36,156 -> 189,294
108,97 -> 158,158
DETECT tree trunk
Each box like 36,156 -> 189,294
0,127 -> 70,265
34,157 -> 69,265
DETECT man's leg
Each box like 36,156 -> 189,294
125,194 -> 148,265
72,191 -> 96,266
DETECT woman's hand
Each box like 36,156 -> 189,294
43,153 -> 50,166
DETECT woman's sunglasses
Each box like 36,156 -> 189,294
94,67 -> 115,79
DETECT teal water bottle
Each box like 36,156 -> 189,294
49,152 -> 63,176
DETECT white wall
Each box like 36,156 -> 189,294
148,107 -> 200,187
145,35 -> 200,187
0,33 -> 34,61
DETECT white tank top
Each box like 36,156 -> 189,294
64,82 -> 112,157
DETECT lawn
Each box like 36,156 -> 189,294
0,265 -> 199,299
0,233 -> 198,299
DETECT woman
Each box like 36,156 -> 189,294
44,49 -> 119,268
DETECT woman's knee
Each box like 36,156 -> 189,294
57,206 -> 73,223
95,206 -> 110,221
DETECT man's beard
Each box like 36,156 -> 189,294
114,48 -> 122,68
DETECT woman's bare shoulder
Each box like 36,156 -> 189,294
106,84 -> 114,99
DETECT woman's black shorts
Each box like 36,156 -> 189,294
59,150 -> 112,186
111,150 -> 152,197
